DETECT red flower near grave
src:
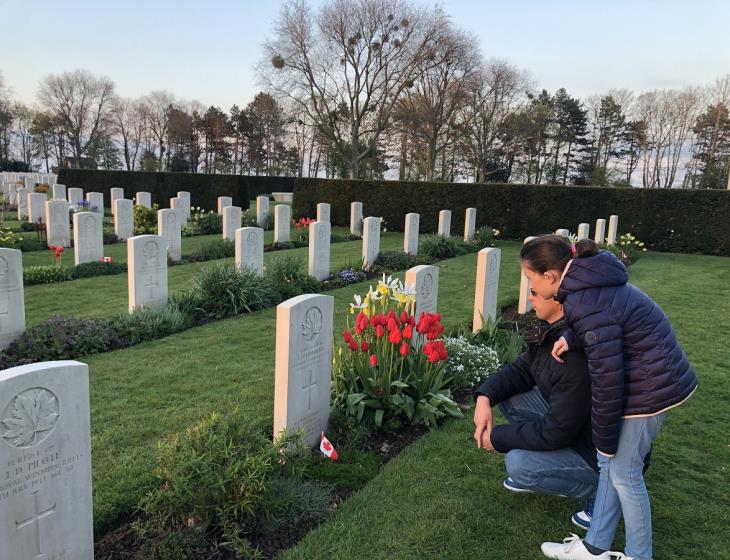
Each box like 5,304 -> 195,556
402,324 -> 413,340
348,339 -> 359,352
361,341 -> 369,352
342,329 -> 353,343
375,325 -> 385,338
388,328 -> 402,345
399,342 -> 409,356
369,354 -> 378,367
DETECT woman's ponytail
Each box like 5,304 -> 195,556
521,234 -> 600,273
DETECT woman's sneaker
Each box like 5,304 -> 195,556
571,510 -> 592,531
541,534 -> 629,559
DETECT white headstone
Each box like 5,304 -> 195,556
518,236 -> 537,314
273,293 -> 334,447
316,203 -> 330,223
114,199 -> 134,241
350,202 -> 363,236
72,212 -> 103,265
473,248 -> 501,332
594,219 -> 607,244
128,235 -> 168,311
27,193 -> 47,224
176,191 -> 191,220
110,188 -> 124,215
136,192 -> 152,208
157,208 -> 181,262
52,184 -> 66,201
308,221 -> 331,281
170,197 -> 187,225
464,208 -> 477,241
0,361 -> 94,560
405,265 -> 439,320
218,196 -> 233,215
235,227 -> 264,275
256,196 -> 269,228
577,223 -> 590,240
67,188 -> 83,208
8,183 -> 18,207
45,201 -> 70,248
404,213 -> 420,255
223,205 -> 242,241
607,215 -> 619,246
86,192 -> 104,214
362,217 -> 381,270
438,210 -> 451,237
23,177 -> 35,190
555,229 -> 570,237
274,204 -> 291,243
0,248 -> 25,349
16,189 -> 28,219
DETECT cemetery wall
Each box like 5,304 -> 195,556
57,170 -> 295,210
292,178 -> 730,256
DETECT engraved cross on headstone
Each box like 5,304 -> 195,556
15,491 -> 56,559
302,368 -> 317,412
145,275 -> 158,299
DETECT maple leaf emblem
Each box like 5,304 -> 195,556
322,440 -> 332,452
302,306 -> 323,341
1,389 -> 59,448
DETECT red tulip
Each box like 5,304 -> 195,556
342,330 -> 353,343
402,325 -> 413,340
388,328 -> 402,345
387,318 -> 398,332
361,341 -> 369,352
375,325 -> 385,338
348,339 -> 358,352
428,352 -> 440,363
48,245 -> 56,251
369,354 -> 378,367
439,348 -> 448,361
399,311 -> 409,324
399,342 -> 409,356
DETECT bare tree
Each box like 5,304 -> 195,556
260,0 -> 449,179
37,70 -> 116,167
110,97 -> 147,170
141,90 -> 175,171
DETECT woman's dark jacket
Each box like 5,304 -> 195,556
557,250 -> 698,456
475,318 -> 597,470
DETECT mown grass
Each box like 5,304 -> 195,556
84,240 -> 520,535
282,251 -> 730,559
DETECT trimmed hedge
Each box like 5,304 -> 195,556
292,178 -> 730,256
57,170 -> 295,212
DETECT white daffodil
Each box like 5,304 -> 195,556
349,293 -> 368,311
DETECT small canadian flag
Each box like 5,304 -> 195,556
319,432 -> 339,461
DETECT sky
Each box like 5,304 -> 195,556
1,0 -> 729,110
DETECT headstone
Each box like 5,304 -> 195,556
404,213 -> 420,255
72,212 -> 103,266
128,235 -> 168,311
170,197 -> 187,224
176,191 -> 191,220
23,177 -> 35,190
464,207 -> 477,241
67,188 -> 83,208
47,174 -> 57,186
86,192 -> 104,214
473,248 -> 501,332
223,205 -> 242,241
555,229 -> 570,237
256,196 -> 269,228
308,221 -> 331,281
518,236 -> 536,314
0,248 -> 25,349
405,264 -> 439,320
271,192 -> 293,203
52,184 -> 66,201
274,204 -> 291,243
273,293 -> 334,447
316,203 -> 330,223
362,217 -> 381,270
7,183 -> 17,207
577,223 -> 590,241
218,196 -> 233,215
136,192 -> 152,208
157,208 -> 181,262
350,202 -> 363,236
235,227 -> 264,275
27,193 -> 47,224
438,210 -> 451,237
110,188 -> 124,215
607,215 -> 619,246
0,361 -> 94,559
594,219 -> 607,244
114,199 -> 134,241
16,189 -> 28,219
45,200 -> 70,248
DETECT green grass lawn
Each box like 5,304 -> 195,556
282,251 -> 730,560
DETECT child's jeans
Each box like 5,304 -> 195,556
586,412 -> 668,560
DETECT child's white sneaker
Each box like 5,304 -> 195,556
541,533 -> 631,559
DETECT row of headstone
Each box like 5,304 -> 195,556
555,215 -> 619,246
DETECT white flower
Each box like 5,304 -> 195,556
349,293 -> 367,311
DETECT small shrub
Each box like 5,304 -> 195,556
19,222 -> 37,232
419,234 -> 469,260
467,314 -> 525,365
109,306 -> 194,347
134,203 -> 159,234
371,250 -> 419,274
3,316 -> 120,366
601,233 -> 647,266
195,210 -> 223,235
167,290 -> 205,320
190,263 -> 274,319
0,227 -> 23,249
443,336 -> 501,389
471,225 -> 498,249
18,237 -> 45,252
265,254 -> 321,302
24,265 -> 73,285
103,232 -> 119,245
187,238 -> 234,261
71,260 -> 127,279
241,209 -> 257,228
322,267 -> 367,290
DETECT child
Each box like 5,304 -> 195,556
520,235 -> 697,560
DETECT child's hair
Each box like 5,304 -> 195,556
521,234 -> 599,273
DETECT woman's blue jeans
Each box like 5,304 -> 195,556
585,412 -> 668,560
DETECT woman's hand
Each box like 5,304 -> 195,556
551,336 -> 569,363
473,395 -> 493,449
